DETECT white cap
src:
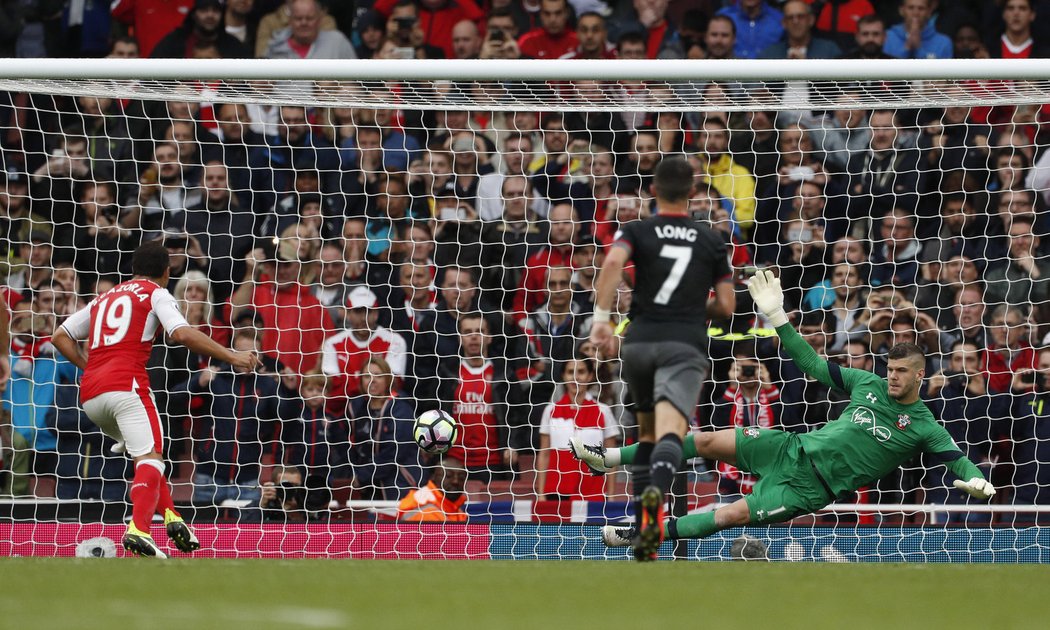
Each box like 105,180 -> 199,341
346,286 -> 378,309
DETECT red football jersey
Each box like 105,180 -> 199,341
248,282 -> 333,375
517,29 -> 579,60
109,0 -> 194,58
447,360 -> 501,468
539,393 -> 617,500
60,279 -> 188,402
321,327 -> 407,397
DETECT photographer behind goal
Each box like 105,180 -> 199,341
259,465 -> 332,523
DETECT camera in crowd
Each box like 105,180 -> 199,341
260,467 -> 332,522
264,480 -> 307,511
1022,370 -> 1049,391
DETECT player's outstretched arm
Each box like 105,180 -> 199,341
749,270 -> 837,385
942,453 -> 996,500
169,326 -> 261,371
925,425 -> 996,500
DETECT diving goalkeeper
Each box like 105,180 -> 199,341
571,270 -> 995,548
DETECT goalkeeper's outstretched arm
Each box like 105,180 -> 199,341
748,270 -> 845,391
927,434 -> 997,501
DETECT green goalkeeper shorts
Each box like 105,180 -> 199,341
734,427 -> 833,524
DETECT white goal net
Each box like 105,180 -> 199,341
2,58 -> 1050,561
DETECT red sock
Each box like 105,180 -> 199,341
130,462 -> 163,533
155,478 -> 178,517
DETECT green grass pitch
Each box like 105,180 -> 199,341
1,558 -> 1047,629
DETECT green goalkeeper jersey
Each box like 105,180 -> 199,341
777,324 -> 984,498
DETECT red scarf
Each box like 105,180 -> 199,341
717,385 -> 780,493
11,334 -> 51,377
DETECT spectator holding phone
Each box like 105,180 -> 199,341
710,343 -> 782,499
480,8 -> 522,60
376,0 -> 453,59
1009,347 -> 1050,508
776,216 -> 826,310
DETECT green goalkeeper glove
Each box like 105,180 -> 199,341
747,269 -> 789,327
953,477 -> 996,500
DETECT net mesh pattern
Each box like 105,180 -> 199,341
1,66 -> 1049,559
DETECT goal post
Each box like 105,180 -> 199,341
1,58 -> 1049,561
3,58 -> 1050,109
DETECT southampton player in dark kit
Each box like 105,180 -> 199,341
588,157 -> 736,561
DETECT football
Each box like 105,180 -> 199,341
413,409 -> 458,454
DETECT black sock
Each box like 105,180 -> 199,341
630,441 -> 654,503
650,434 -> 683,495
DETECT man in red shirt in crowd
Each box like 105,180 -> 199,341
560,12 -> 616,59
518,0 -> 578,59
512,202 -> 578,328
110,0 -> 194,58
52,241 -> 259,557
993,0 -> 1050,58
230,237 -> 333,375
373,0 -> 485,59
321,286 -> 407,403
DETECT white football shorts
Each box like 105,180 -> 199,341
82,389 -> 165,458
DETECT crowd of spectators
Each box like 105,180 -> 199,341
1,0 -> 1050,522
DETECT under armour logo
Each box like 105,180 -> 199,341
756,509 -> 766,519
866,393 -> 878,404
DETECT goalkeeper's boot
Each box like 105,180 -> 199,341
601,525 -> 636,548
568,437 -> 608,476
633,485 -> 665,562
122,523 -> 167,559
164,509 -> 200,553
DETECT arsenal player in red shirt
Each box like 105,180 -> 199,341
52,241 -> 259,558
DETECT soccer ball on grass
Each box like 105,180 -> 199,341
413,409 -> 458,454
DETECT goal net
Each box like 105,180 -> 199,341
2,58 -> 1050,561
